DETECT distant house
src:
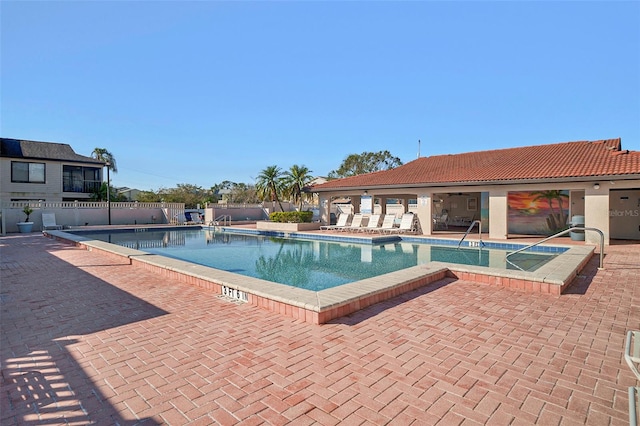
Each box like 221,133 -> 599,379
310,138 -> 640,243
0,138 -> 105,204
117,187 -> 142,201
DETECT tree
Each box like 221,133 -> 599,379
91,182 -> 126,202
256,165 -> 285,211
228,183 -> 260,204
283,165 -> 313,210
328,150 -> 402,179
136,190 -> 162,203
91,148 -> 118,202
156,184 -> 209,208
91,148 -> 118,173
531,190 -> 569,231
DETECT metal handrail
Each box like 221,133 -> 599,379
505,226 -> 605,270
457,220 -> 484,249
209,215 -> 231,227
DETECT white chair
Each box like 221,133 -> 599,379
631,386 -> 639,426
372,214 -> 397,233
433,213 -> 449,230
320,213 -> 350,231
173,213 -> 189,225
383,213 -> 417,234
340,213 -> 364,232
42,213 -> 63,231
359,214 -> 381,232
625,330 -> 640,380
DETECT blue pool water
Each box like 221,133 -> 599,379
72,228 -> 558,291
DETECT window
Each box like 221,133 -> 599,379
11,161 -> 45,183
63,165 -> 102,193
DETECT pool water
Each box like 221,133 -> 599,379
74,229 -> 557,291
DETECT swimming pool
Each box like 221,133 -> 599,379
51,226 -> 593,324
71,228 -> 558,291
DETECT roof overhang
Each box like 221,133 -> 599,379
308,174 -> 640,193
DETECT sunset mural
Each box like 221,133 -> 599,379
508,190 -> 570,235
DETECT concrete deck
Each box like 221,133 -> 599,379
1,233 -> 639,424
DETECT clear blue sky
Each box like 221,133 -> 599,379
2,1 -> 639,191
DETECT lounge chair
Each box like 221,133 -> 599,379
340,213 -> 364,232
625,330 -> 640,380
433,212 -> 449,230
372,214 -> 397,233
173,213 -> 189,225
320,213 -> 350,231
188,212 -> 203,224
42,213 -> 63,231
383,213 -> 417,234
631,386 -> 639,426
358,214 -> 381,233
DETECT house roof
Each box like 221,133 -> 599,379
311,138 -> 640,191
0,138 -> 104,165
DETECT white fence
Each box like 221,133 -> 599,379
0,201 -> 185,235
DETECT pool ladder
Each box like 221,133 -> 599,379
505,226 -> 605,270
457,220 -> 484,249
209,215 -> 231,228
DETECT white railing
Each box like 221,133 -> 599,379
0,201 -> 186,234
1,200 -> 184,210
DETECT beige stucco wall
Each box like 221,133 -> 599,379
584,186 -> 611,244
488,189 -> 508,240
0,158 -> 100,203
610,189 -> 640,240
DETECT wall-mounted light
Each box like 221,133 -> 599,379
363,190 -> 368,195
593,183 -> 600,189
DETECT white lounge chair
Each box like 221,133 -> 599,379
340,213 -> 364,232
173,213 -> 189,225
433,212 -> 449,230
188,212 -> 203,224
372,214 -> 397,233
630,386 -> 639,426
320,213 -> 350,231
383,213 -> 416,234
42,213 -> 63,231
625,330 -> 640,380
359,214 -> 381,233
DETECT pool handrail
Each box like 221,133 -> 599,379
505,226 -> 605,270
457,220 -> 484,249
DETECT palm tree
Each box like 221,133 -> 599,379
283,164 -> 313,210
91,148 -> 117,173
531,190 -> 569,231
91,148 -> 117,205
255,165 -> 284,211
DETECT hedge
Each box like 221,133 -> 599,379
269,211 -> 313,223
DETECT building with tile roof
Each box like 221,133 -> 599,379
1,138 -> 106,204
310,138 -> 640,244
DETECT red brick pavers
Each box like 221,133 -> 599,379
2,234 -> 638,425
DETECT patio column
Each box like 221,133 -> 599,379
489,190 -> 508,240
585,185 -> 610,245
415,192 -> 433,236
378,196 -> 386,215
319,195 -> 331,225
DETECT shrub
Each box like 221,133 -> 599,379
22,206 -> 34,222
269,211 -> 313,223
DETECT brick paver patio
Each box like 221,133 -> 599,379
1,233 -> 638,425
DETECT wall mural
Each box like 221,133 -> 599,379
508,190 -> 570,235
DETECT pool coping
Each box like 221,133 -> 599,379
44,227 -> 595,324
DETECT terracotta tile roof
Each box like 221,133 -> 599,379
311,138 -> 640,191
